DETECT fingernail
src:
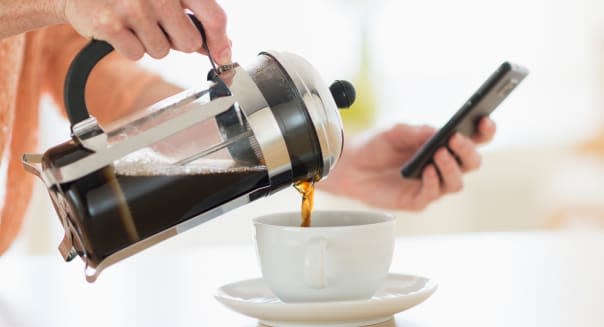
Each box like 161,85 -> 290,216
216,46 -> 232,65
484,118 -> 494,129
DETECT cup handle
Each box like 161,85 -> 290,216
304,237 -> 327,289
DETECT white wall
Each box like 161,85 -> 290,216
14,0 -> 604,255
139,0 -> 604,148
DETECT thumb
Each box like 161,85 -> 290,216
385,124 -> 436,151
184,0 -> 232,65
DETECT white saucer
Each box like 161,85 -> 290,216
214,273 -> 437,327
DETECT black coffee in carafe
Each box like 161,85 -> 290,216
49,148 -> 269,267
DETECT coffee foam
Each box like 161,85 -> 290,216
113,150 -> 265,176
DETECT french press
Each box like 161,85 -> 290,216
22,17 -> 356,282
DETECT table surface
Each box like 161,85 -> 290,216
1,231 -> 603,327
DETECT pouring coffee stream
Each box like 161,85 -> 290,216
294,179 -> 316,228
22,16 -> 356,282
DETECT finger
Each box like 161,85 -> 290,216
472,117 -> 497,144
91,14 -> 145,60
126,6 -> 171,59
385,124 -> 436,152
449,133 -> 482,172
107,29 -> 146,61
411,165 -> 441,211
135,22 -> 172,59
183,0 -> 232,64
155,2 -> 202,52
433,148 -> 464,193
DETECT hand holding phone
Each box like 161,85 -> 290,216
401,62 -> 529,179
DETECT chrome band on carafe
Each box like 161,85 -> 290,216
261,52 -> 344,177
222,66 -> 293,187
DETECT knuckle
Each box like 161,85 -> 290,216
449,183 -> 463,193
215,9 -> 228,28
122,0 -> 143,14
449,144 -> 461,155
149,46 -> 170,59
428,191 -> 441,202
420,125 -> 436,135
159,46 -> 170,57
471,155 -> 482,169
180,34 -> 202,52
171,41 -> 188,53
438,156 -> 453,171
409,202 -> 426,212
93,21 -> 109,35
94,14 -> 123,37
457,139 -> 470,152
126,48 -> 144,61
205,8 -> 228,30
183,41 -> 201,53
121,1 -> 149,25
465,156 -> 481,172
392,123 -> 407,133
434,151 -> 445,165
464,164 -> 476,173
133,52 -> 145,61
154,0 -> 171,12
146,34 -> 171,58
148,52 -> 162,59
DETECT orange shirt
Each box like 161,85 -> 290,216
0,25 -> 160,254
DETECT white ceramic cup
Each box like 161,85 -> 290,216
253,210 -> 395,303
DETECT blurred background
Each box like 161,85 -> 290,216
9,0 -> 604,255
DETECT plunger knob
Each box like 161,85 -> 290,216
329,80 -> 356,109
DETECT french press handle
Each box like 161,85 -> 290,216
64,14 -> 219,130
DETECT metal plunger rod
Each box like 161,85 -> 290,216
175,130 -> 254,166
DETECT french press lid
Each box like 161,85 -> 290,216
231,51 -> 354,184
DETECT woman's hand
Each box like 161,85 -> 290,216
318,118 -> 497,211
57,0 -> 232,62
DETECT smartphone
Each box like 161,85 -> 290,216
401,62 -> 529,179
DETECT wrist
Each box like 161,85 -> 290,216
316,145 -> 355,196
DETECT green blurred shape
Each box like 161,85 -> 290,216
340,28 -> 377,135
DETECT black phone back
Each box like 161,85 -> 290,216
401,62 -> 529,179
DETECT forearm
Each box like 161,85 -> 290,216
88,73 -> 183,125
129,80 -> 183,113
0,0 -> 64,39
